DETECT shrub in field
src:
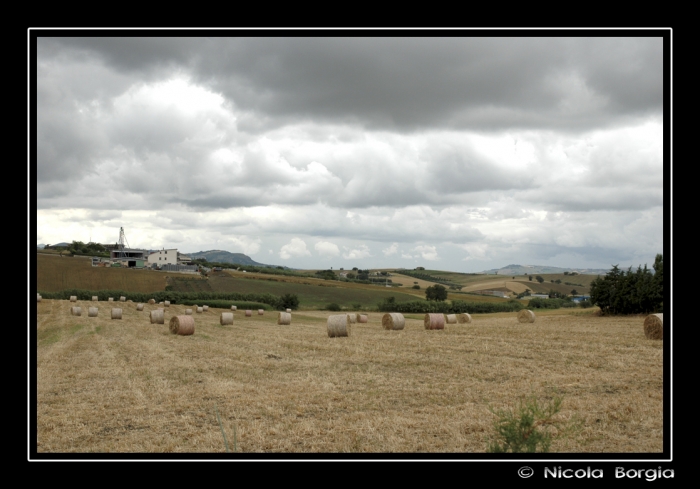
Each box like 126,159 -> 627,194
326,303 -> 341,311
486,394 -> 577,453
276,293 -> 300,310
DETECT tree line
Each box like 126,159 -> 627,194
590,254 -> 663,315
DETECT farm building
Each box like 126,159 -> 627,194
147,249 -> 192,267
530,294 -> 549,299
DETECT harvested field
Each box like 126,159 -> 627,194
36,301 -> 663,454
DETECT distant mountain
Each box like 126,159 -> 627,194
37,244 -> 46,249
185,250 -> 286,268
481,264 -> 610,276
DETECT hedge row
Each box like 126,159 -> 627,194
377,298 -> 525,314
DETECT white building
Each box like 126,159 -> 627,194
148,249 -> 179,267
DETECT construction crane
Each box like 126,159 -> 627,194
117,227 -> 130,259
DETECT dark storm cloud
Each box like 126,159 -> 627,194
39,36 -> 663,134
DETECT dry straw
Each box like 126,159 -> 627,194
286,308 -> 292,313
231,305 -> 237,311
108,298 -> 114,302
136,303 -> 144,311
424,313 -> 445,330
445,314 -> 457,324
245,310 -> 252,317
88,307 -> 98,317
148,299 -> 156,304
644,313 -> 663,340
258,309 -> 264,315
111,308 -> 122,320
164,301 -> 170,307
70,306 -> 81,316
92,296 -> 98,301
169,315 -> 195,336
185,309 -> 193,315
382,313 -> 405,330
457,313 -> 472,324
150,309 -> 165,324
202,305 -> 208,311
220,312 -> 234,325
70,296 -> 77,302
358,314 -> 368,323
120,296 -> 126,302
278,312 -> 291,325
517,309 -> 536,323
327,314 -> 351,337
347,313 -> 357,324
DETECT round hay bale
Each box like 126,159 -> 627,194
245,310 -> 252,317
127,300 -> 133,303
164,300 -> 170,307
108,297 -> 114,302
196,307 -> 203,314
517,309 -> 536,323
70,296 -> 77,302
445,314 -> 457,324
169,315 -> 195,336
150,309 -> 165,324
202,305 -> 208,311
148,299 -> 155,304
120,296 -> 126,302
382,313 -> 405,330
286,308 -> 291,313
457,313 -> 472,324
92,296 -> 98,301
644,313 -> 663,340
159,302 -> 163,306
327,314 -> 351,337
185,309 -> 193,315
220,312 -> 234,325
278,312 -> 291,325
231,305 -> 237,311
258,309 -> 264,315
70,306 -> 81,316
136,303 -> 144,311
424,313 -> 445,330
88,307 -> 98,317
358,314 -> 368,323
347,313 -> 357,324
111,308 -> 122,320
37,294 -> 42,302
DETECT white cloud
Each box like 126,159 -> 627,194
314,241 -> 340,257
279,237 -> 311,259
413,245 -> 439,261
383,242 -> 399,256
343,244 -> 372,260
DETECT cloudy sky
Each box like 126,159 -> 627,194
34,34 -> 666,272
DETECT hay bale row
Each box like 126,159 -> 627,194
136,303 -> 144,311
424,313 -> 445,330
108,297 -> 114,302
92,296 -> 98,301
327,314 -> 351,337
88,307 -> 98,317
445,314 -> 457,324
457,313 -> 472,324
197,307 -> 203,314
164,301 -> 170,307
150,309 -> 165,324
70,296 -> 77,302
258,309 -> 264,315
644,313 -> 663,340
382,313 -> 405,330
245,310 -> 252,317
185,309 -> 193,315
231,305 -> 237,311
148,299 -> 156,304
202,305 -> 208,311
111,308 -> 122,320
518,309 -> 536,323
358,314 -> 368,323
169,315 -> 195,336
278,312 -> 291,325
347,313 -> 357,324
220,312 -> 234,325
70,306 -> 81,316
120,296 -> 126,302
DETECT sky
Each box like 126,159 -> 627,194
34,33 -> 667,272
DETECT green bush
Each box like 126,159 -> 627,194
326,303 -> 341,311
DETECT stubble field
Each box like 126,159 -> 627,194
35,299 -> 663,454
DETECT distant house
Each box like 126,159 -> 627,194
530,294 -> 549,299
339,272 -> 348,278
147,249 -> 179,267
572,295 -> 591,302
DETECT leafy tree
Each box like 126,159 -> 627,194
425,284 -> 448,302
277,293 -> 299,310
570,289 -> 578,296
529,276 -> 533,281
590,257 -> 662,315
535,275 -> 544,283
